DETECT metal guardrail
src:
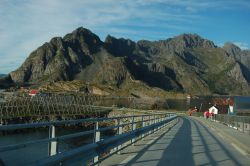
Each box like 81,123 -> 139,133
212,114 -> 250,135
0,113 -> 177,166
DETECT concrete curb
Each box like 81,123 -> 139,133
191,116 -> 250,156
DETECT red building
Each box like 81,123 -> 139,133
29,89 -> 39,96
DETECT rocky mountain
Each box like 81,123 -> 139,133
2,27 -> 250,95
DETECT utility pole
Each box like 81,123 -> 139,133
199,103 -> 203,112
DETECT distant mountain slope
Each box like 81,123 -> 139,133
2,27 -> 250,95
0,74 -> 6,78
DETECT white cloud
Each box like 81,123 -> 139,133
233,42 -> 249,50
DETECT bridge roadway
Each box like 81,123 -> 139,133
101,117 -> 250,166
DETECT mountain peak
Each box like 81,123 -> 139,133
223,42 -> 242,56
223,42 -> 241,50
74,27 -> 93,34
172,33 -> 216,49
105,35 -> 134,43
63,27 -> 102,54
64,27 -> 101,44
104,35 -> 136,56
104,34 -> 118,43
3,27 -> 250,95
179,33 -> 201,39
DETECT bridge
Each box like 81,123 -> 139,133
0,112 -> 177,165
101,116 -> 250,166
0,95 -> 250,166
0,113 -> 250,165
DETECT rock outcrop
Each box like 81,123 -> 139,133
2,27 -> 250,95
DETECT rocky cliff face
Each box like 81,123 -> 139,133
3,27 -> 250,95
223,43 -> 250,83
9,28 -> 102,83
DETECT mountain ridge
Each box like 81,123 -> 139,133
1,27 -> 250,95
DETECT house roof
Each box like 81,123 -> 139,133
209,106 -> 218,110
29,89 -> 39,94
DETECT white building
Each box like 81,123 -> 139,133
209,106 -> 218,114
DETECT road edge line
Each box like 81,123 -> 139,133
191,116 -> 250,157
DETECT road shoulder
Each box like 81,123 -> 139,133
191,116 -> 250,157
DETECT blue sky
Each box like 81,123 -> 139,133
0,0 -> 250,73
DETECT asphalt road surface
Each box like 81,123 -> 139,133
101,117 -> 250,166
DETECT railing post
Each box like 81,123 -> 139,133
94,121 -> 100,165
248,118 -> 250,135
48,125 -> 57,156
141,116 -> 145,139
241,117 -> 243,131
153,114 -> 156,132
0,118 -> 3,126
131,116 -> 136,145
161,115 -> 164,129
164,114 -> 168,128
157,115 -> 160,130
237,116 -> 239,130
117,119 -> 123,154
243,117 -> 245,133
158,115 -> 161,129
148,115 -> 151,135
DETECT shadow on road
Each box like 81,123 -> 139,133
192,119 -> 242,166
156,117 -> 195,166
108,117 -> 249,166
121,117 -> 195,166
121,122 -> 179,166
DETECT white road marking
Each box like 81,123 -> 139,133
231,143 -> 247,156
207,121 -> 248,157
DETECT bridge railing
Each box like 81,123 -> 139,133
213,114 -> 250,135
0,112 -> 177,166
